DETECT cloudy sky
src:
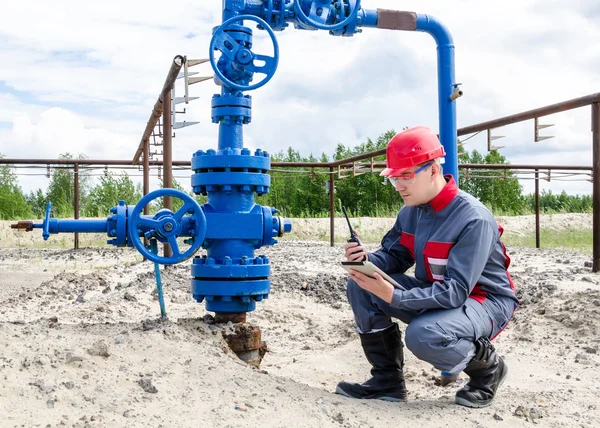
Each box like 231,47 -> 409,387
1,0 -> 599,197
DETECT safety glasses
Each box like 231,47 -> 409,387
386,162 -> 433,187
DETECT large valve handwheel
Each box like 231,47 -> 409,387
209,14 -> 279,91
294,0 -> 361,31
129,189 -> 207,265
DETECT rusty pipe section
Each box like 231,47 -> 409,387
222,324 -> 265,368
376,10 -> 417,31
216,316 -> 267,368
0,159 -> 193,166
213,313 -> 266,368
132,55 -> 185,165
0,158 -> 592,173
11,221 -> 34,231
593,103 -> 600,272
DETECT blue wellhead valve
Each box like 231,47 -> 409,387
18,189 -> 208,265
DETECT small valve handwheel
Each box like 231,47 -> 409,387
129,189 -> 207,265
209,14 -> 279,91
293,0 -> 361,31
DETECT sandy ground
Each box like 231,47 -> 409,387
0,215 -> 598,427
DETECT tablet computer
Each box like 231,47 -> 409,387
340,261 -> 405,290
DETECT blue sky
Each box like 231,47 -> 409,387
1,0 -> 599,197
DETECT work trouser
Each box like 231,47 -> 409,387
346,273 -> 517,374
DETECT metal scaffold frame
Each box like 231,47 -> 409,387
3,71 -> 600,270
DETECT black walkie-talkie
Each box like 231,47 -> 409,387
342,206 -> 366,261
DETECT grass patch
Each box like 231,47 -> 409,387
503,228 -> 592,254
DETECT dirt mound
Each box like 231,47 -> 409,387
0,230 -> 599,426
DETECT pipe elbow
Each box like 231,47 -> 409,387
416,14 -> 454,47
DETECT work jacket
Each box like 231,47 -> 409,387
369,175 -> 518,312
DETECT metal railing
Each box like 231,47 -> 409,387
2,92 -> 599,271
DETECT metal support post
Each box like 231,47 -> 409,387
163,89 -> 173,259
534,168 -> 540,249
143,136 -> 150,252
74,163 -> 80,250
329,167 -> 335,247
592,103 -> 600,272
73,163 -> 79,250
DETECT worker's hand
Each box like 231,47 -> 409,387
349,270 -> 394,304
344,241 -> 368,262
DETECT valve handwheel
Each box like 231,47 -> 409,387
293,0 -> 361,31
129,189 -> 207,264
209,15 -> 280,91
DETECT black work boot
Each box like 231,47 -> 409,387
335,323 -> 407,402
455,337 -> 508,408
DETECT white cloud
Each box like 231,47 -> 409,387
1,0 -> 599,197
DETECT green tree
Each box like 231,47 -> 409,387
333,130 -> 401,217
85,172 -> 142,217
459,149 -> 525,214
25,189 -> 47,219
0,154 -> 31,219
525,190 -> 593,213
258,129 -> 404,217
46,153 -> 91,217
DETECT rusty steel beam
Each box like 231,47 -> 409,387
592,103 -> 600,272
74,163 -> 80,250
534,169 -> 540,249
6,92 -> 600,171
1,158 -> 592,173
272,161 -> 340,168
0,159 -> 192,166
329,152 -> 385,167
457,164 -> 592,171
143,134 -> 150,252
459,92 -> 600,136
143,141 -> 150,204
132,55 -> 185,165
328,93 -> 600,167
162,90 -> 173,259
329,167 -> 335,247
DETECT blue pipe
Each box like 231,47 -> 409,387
46,219 -> 109,234
233,4 -> 459,180
415,14 -> 458,182
359,8 -> 378,27
218,120 -> 244,151
301,8 -> 459,182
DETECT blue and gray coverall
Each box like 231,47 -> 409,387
347,176 -> 519,374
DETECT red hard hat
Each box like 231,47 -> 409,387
380,126 -> 446,177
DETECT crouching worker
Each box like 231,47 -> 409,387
336,126 -> 518,408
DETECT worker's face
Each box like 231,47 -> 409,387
390,162 -> 436,206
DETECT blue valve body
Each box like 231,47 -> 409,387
190,145 -> 288,312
